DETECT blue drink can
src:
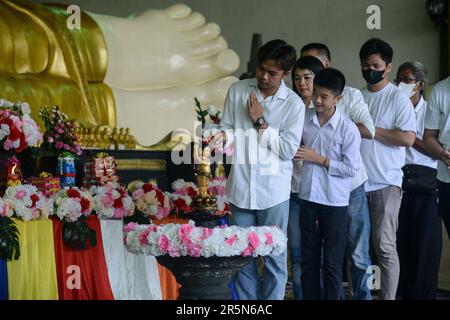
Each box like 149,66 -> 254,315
57,156 -> 76,188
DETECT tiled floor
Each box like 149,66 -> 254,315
284,281 -> 450,300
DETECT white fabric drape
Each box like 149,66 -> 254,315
100,220 -> 162,300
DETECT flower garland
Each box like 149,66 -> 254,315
90,182 -> 135,219
123,221 -> 287,258
0,99 -> 42,152
3,184 -> 53,221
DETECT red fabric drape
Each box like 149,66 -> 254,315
51,216 -> 114,300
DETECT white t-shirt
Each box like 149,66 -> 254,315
425,77 -> 450,183
360,83 -> 417,192
405,97 -> 437,169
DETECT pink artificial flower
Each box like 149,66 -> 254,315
31,208 -> 40,220
225,234 -> 238,246
248,232 -> 260,249
48,137 -> 54,143
265,232 -> 273,245
224,144 -> 234,157
58,129 -> 64,134
54,133 -> 60,138
55,141 -> 64,149
15,189 -> 27,200
113,208 -> 125,219
156,206 -> 170,219
147,225 -> 158,232
213,185 -> 226,196
138,229 -> 151,246
200,228 -> 213,240
187,243 -> 202,257
123,222 -> 137,233
158,235 -> 171,253
179,224 -> 193,245
175,187 -> 189,196
3,139 -> 14,150
133,189 -> 145,200
101,195 -> 115,207
10,115 -> 22,129
63,144 -> 70,150
241,246 -> 254,257
169,247 -> 181,258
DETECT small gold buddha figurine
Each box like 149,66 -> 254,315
111,128 -> 119,150
93,127 -> 102,148
124,128 -> 136,149
76,127 -> 84,147
100,128 -> 111,149
86,128 -> 94,148
118,128 -> 126,150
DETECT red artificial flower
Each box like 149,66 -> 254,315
30,194 -> 40,206
174,198 -> 193,213
67,188 -> 81,199
80,198 -> 90,213
187,187 -> 197,198
114,198 -> 124,209
142,183 -> 155,193
155,189 -> 166,206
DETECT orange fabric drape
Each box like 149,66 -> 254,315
152,216 -> 188,300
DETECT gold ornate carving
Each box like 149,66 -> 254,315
115,159 -> 166,171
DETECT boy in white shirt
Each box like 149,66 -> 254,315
359,38 -> 416,300
301,43 -> 375,300
297,68 -> 361,300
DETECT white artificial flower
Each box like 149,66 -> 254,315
207,105 -> 218,116
19,102 -> 31,114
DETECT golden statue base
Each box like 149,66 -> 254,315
191,195 -> 218,212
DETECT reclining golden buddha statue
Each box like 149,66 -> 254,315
0,0 -> 239,146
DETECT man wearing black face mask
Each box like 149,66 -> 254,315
359,38 -> 416,300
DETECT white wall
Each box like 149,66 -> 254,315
35,0 -> 440,87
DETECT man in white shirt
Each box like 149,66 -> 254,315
219,39 -> 305,300
297,68 -> 361,299
424,76 -> 450,244
359,38 -> 416,300
301,43 -> 375,300
395,61 -> 441,300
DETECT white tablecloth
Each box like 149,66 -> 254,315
100,220 -> 162,300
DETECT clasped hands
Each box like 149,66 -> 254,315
295,145 -> 328,167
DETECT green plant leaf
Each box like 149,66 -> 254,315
0,217 -> 21,261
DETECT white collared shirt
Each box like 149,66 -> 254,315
360,83 -> 417,192
425,77 -> 450,183
406,97 -> 437,169
338,86 -> 375,190
299,108 -> 361,207
220,79 -> 305,210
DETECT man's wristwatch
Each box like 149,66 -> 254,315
254,116 -> 266,129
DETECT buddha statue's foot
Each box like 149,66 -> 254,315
88,4 -> 240,90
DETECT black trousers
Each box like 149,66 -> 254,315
300,199 -> 348,300
397,189 -> 441,299
438,181 -> 450,241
